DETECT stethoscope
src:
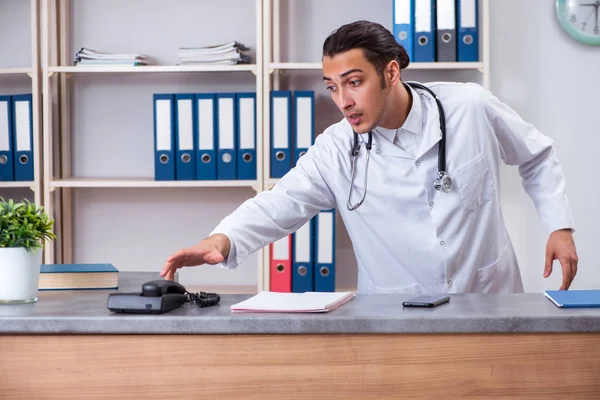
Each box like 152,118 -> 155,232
347,81 -> 453,211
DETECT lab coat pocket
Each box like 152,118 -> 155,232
475,246 -> 511,293
454,152 -> 495,212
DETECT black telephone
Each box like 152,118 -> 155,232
107,279 -> 220,314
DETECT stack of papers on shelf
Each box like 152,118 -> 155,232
544,290 -> 600,308
74,47 -> 150,67
176,41 -> 251,65
230,291 -> 355,313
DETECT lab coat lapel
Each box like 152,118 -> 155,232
415,93 -> 442,161
373,133 -> 412,158
357,129 -> 411,159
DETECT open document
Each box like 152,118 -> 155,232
230,291 -> 355,313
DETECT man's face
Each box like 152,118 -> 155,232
322,48 -> 390,134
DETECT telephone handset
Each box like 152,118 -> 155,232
141,279 -> 186,297
107,279 -> 220,314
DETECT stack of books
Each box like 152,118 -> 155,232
176,41 -> 251,65
74,48 -> 149,67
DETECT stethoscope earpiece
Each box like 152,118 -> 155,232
347,81 -> 450,211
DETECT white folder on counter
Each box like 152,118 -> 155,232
230,291 -> 355,313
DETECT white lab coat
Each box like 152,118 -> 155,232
211,82 -> 575,294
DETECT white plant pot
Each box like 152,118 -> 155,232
0,247 -> 43,304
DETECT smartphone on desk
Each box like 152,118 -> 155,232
402,294 -> 450,308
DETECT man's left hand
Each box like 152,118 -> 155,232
544,229 -> 578,290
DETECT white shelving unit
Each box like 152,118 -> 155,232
40,0 -> 265,289
0,0 -> 43,206
260,0 -> 490,291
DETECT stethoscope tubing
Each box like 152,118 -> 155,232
346,81 -> 451,211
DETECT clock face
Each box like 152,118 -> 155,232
556,0 -> 600,45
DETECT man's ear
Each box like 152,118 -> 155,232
386,60 -> 401,86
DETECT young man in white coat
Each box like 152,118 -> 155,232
161,20 -> 578,293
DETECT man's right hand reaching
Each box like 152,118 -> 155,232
160,234 -> 231,281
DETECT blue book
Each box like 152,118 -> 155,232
39,263 -> 118,290
544,290 -> 600,308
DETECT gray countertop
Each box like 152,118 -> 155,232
1,272 -> 599,335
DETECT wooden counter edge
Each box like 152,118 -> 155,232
1,332 -> 599,399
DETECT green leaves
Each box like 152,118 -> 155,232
0,197 -> 56,252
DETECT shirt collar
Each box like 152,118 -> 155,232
401,84 -> 423,136
373,83 -> 423,143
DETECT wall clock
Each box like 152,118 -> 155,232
556,0 -> 600,45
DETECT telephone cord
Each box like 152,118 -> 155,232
184,291 -> 220,307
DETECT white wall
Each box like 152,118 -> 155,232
1,0 -> 598,292
0,0 -> 31,69
489,0 -> 600,292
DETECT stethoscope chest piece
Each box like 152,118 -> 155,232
434,172 -> 453,193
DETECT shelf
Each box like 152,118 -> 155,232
269,62 -> 484,71
0,181 -> 35,189
49,177 -> 259,188
0,67 -> 32,75
47,65 -> 257,74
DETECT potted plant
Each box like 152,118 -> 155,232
0,197 -> 56,303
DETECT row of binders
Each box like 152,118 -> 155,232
153,92 -> 258,181
270,90 -> 315,179
270,209 -> 336,293
0,94 -> 34,182
152,90 -> 316,181
394,0 -> 479,62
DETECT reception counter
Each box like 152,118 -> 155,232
1,271 -> 600,399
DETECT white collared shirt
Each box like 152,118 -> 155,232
375,84 -> 424,157
211,82 -> 575,294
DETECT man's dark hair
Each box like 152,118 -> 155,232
322,20 -> 410,88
